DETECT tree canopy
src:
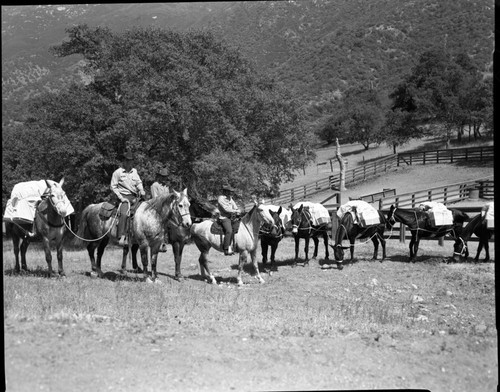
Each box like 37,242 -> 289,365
2,25 -> 316,212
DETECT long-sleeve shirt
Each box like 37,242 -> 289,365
110,167 -> 145,201
217,195 -> 240,219
151,182 -> 169,198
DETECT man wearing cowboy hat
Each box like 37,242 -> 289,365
151,167 -> 170,198
110,151 -> 146,246
150,167 -> 170,252
217,182 -> 241,255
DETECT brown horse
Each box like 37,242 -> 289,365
5,178 -> 72,277
76,189 -> 192,282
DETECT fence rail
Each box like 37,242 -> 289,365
262,146 -> 493,209
397,146 -> 494,166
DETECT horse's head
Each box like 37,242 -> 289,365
330,243 -> 350,261
260,206 -> 284,238
43,178 -> 70,217
189,197 -> 219,220
250,197 -> 274,226
386,204 -> 397,229
452,236 -> 469,261
171,188 -> 192,228
290,204 -> 307,234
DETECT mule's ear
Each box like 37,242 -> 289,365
182,188 -> 188,197
59,177 -> 65,187
278,206 -> 282,215
173,190 -> 180,199
45,179 -> 51,188
298,204 -> 304,212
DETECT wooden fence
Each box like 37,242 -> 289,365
397,146 -> 494,166
259,146 -> 493,209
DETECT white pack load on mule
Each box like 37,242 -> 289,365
481,202 -> 494,229
336,200 -> 380,227
3,179 -> 74,224
418,201 -> 453,227
292,201 -> 331,226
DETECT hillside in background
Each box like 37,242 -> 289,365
2,1 -> 494,124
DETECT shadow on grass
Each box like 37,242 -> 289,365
76,269 -> 145,282
4,267 -> 56,278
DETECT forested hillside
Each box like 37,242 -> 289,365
2,1 -> 494,124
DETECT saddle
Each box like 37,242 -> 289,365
210,218 -> 241,235
99,202 -> 117,221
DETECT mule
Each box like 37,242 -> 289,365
289,204 -> 330,266
5,178 -> 71,277
387,205 -> 469,261
190,200 -> 274,286
76,189 -> 191,282
452,213 -> 494,262
331,210 -> 387,270
259,206 -> 285,273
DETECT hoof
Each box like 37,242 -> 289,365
174,275 -> 184,282
337,262 -> 344,270
58,271 -> 66,278
146,277 -> 155,284
132,268 -> 143,274
90,271 -> 99,278
155,279 -> 163,285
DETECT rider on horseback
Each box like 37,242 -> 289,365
217,182 -> 241,256
111,151 -> 146,246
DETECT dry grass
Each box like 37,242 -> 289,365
3,236 -> 495,340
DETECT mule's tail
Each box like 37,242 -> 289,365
73,206 -> 91,247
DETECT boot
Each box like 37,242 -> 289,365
118,235 -> 128,246
224,245 -> 234,256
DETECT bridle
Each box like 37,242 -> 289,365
260,212 -> 284,239
453,236 -> 468,258
291,209 -> 313,234
168,197 -> 192,228
37,188 -> 66,228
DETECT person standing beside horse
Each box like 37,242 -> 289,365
151,167 -> 170,198
110,151 -> 146,246
217,183 -> 241,255
150,167 -> 170,252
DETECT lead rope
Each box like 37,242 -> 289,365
64,202 -> 123,242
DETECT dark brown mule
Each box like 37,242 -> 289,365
452,213 -> 494,262
5,178 -> 71,277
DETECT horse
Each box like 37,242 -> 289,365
331,210 -> 387,269
5,178 -> 72,277
387,204 -> 469,261
75,189 -> 192,282
452,213 -> 494,262
259,206 -> 285,273
289,203 -> 330,266
190,200 -> 275,286
189,197 -> 219,223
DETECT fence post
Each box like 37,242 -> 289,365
443,187 -> 447,204
399,225 -> 406,243
428,190 -> 432,201
423,151 -> 426,165
436,150 -> 439,163
291,188 -> 295,202
438,237 -> 444,246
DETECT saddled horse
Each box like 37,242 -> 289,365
452,213 -> 494,262
190,200 -> 274,286
259,206 -> 285,273
331,210 -> 387,269
289,204 -> 330,266
76,189 -> 192,282
387,204 -> 469,261
5,178 -> 72,277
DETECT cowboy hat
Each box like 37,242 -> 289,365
123,151 -> 134,160
158,168 -> 169,176
221,182 -> 236,192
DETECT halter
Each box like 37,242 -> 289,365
259,213 -> 284,239
453,236 -> 468,257
37,188 -> 66,228
291,209 -> 314,234
167,197 -> 191,228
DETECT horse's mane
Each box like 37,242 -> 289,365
146,193 -> 177,215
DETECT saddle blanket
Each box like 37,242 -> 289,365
481,202 -> 494,229
3,180 -> 74,223
293,201 -> 331,226
336,200 -> 380,227
418,201 -> 453,226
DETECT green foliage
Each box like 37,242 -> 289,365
390,49 -> 493,143
3,26 -> 315,211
